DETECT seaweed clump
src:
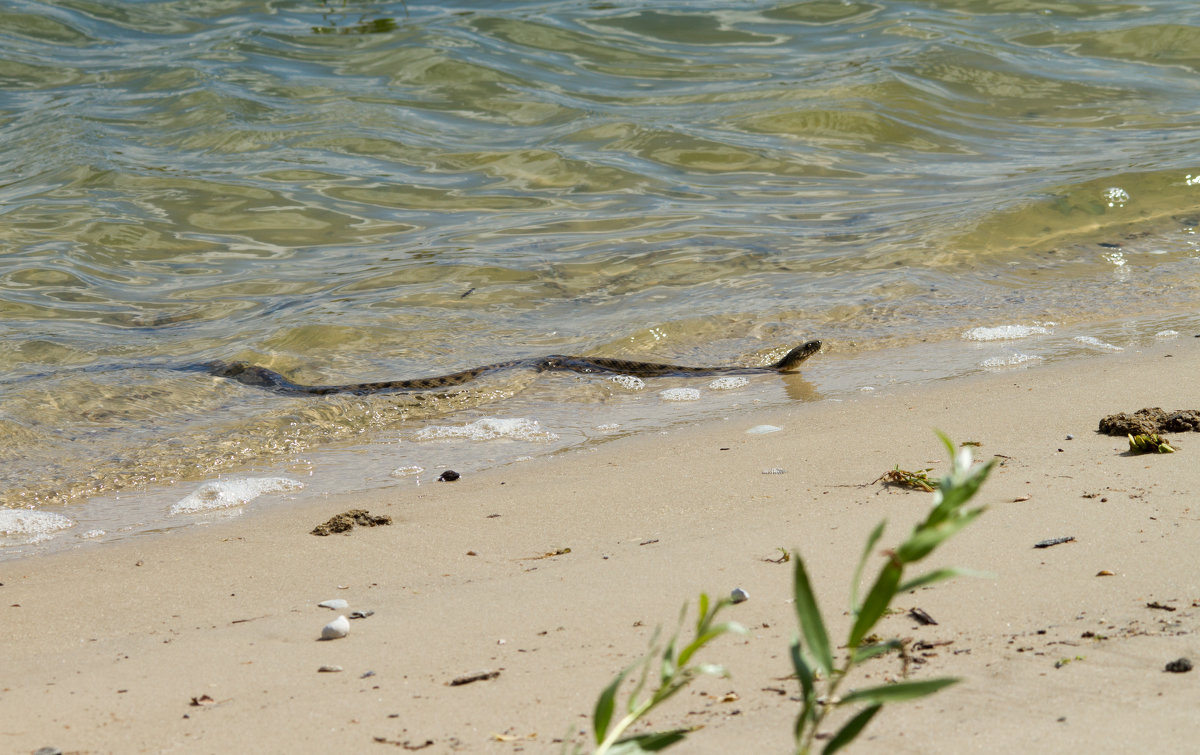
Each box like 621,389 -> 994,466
311,509 -> 392,536
1098,408 -> 1200,436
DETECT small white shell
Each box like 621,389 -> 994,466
321,615 -> 350,640
730,587 -> 749,604
746,424 -> 781,435
318,599 -> 349,610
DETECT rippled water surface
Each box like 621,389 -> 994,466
4,0 -> 1200,553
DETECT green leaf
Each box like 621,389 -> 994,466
928,458 -> 996,525
695,593 -> 710,633
594,666 -> 630,743
839,677 -> 959,706
822,704 -> 882,755
850,520 -> 887,613
792,552 -> 834,677
847,560 -> 901,650
677,620 -> 744,667
935,429 -> 956,457
693,663 -> 730,678
659,636 -> 679,686
606,730 -> 690,754
790,639 -> 816,737
896,566 -> 992,594
851,639 -> 903,664
896,507 -> 985,563
625,635 -> 657,713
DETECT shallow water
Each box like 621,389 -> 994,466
3,0 -> 1200,555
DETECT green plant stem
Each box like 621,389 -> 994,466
796,667 -> 852,755
596,702 -> 656,753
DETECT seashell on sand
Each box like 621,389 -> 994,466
321,615 -> 350,640
730,587 -> 749,604
318,599 -> 349,610
746,424 -> 781,435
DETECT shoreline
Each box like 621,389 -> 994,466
4,315 -> 1192,563
4,340 -> 1200,752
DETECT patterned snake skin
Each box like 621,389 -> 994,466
206,340 -> 821,396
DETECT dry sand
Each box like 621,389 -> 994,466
4,341 -> 1200,754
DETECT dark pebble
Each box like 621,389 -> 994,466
1166,657 -> 1193,673
438,470 -> 460,482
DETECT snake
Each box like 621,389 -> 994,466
205,340 -> 821,396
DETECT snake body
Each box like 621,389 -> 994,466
207,340 -> 821,396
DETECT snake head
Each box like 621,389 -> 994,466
772,340 -> 821,372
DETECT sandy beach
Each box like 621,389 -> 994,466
4,340 -> 1200,754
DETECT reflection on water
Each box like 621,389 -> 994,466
3,0 -> 1200,529
313,0 -> 402,36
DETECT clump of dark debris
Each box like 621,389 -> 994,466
311,509 -> 392,536
1098,408 -> 1200,436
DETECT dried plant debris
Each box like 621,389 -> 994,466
909,607 -> 938,625
764,548 -> 791,564
1099,408 -> 1200,436
520,547 -> 571,561
1034,536 -> 1075,549
373,737 -> 435,749
874,466 -> 936,492
311,509 -> 393,536
1128,433 -> 1175,454
449,669 -> 500,686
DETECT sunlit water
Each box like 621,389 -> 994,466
3,0 -> 1200,556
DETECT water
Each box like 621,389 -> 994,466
3,0 -> 1200,556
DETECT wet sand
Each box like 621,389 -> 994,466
4,340 -> 1199,753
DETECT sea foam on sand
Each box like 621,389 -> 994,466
963,324 -> 1052,341
1074,335 -> 1123,351
170,477 -> 303,515
981,353 -> 1044,368
0,509 -> 73,542
413,417 -> 558,442
708,376 -> 749,390
659,387 -> 701,401
608,375 -> 646,390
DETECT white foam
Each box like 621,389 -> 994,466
963,324 -> 1051,341
708,376 -> 749,390
413,417 -> 558,442
390,465 -> 424,478
79,529 -> 106,539
608,375 -> 646,390
1074,336 -> 1123,351
595,423 -> 621,432
1155,330 -> 1180,340
170,476 -> 303,515
660,387 -> 701,401
981,353 -> 1044,368
0,509 -> 73,542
